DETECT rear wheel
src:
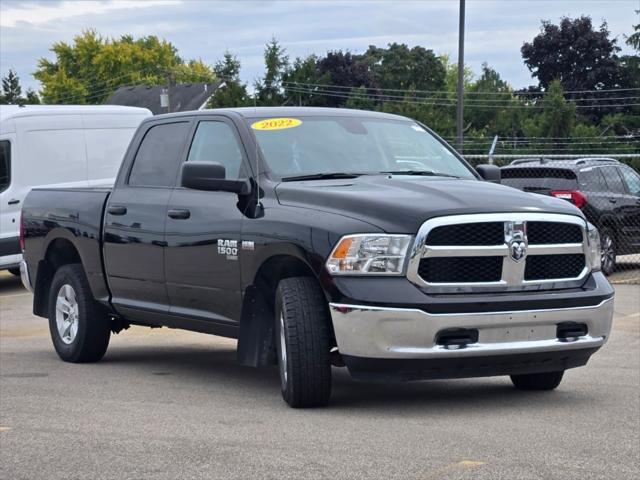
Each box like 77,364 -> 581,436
275,277 -> 332,408
48,264 -> 110,363
600,228 -> 616,276
510,371 -> 564,390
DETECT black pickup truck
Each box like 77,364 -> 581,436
20,107 -> 614,408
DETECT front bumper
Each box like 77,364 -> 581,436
329,296 -> 614,381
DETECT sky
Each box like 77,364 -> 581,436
0,0 -> 638,94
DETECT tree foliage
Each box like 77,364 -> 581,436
34,30 -> 215,104
254,37 -> 289,106
0,69 -> 40,105
522,16 -> 624,92
207,52 -> 249,108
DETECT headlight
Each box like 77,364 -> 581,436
326,234 -> 413,275
587,223 -> 601,272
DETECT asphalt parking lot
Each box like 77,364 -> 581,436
0,271 -> 638,480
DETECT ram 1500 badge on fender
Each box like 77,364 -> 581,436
21,108 -> 614,408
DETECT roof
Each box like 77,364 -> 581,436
0,104 -> 150,123
151,106 -> 413,122
503,157 -> 620,169
106,83 -> 219,115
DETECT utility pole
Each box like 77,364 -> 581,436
456,0 -> 466,153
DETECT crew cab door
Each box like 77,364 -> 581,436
164,116 -> 248,324
103,119 -> 191,319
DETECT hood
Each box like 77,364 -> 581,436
275,175 -> 584,233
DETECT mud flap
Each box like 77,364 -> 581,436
237,286 -> 277,367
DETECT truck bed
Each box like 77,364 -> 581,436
22,187 -> 112,306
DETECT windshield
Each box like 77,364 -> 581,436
248,116 -> 476,180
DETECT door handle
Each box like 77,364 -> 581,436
609,198 -> 617,204
168,208 -> 190,220
8,199 -> 19,205
107,205 -> 127,216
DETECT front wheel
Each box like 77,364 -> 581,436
275,277 -> 332,408
510,371 -> 564,390
48,264 -> 111,363
600,228 -> 616,276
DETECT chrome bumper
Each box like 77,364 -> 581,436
19,260 -> 33,293
329,298 -> 614,359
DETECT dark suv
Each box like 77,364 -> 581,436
501,158 -> 640,275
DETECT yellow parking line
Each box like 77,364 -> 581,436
0,426 -> 12,432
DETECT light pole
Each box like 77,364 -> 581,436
456,0 -> 465,153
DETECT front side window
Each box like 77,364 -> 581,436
619,165 -> 640,196
249,116 -> 476,180
601,166 -> 626,194
0,140 -> 10,193
187,121 -> 245,179
128,122 -> 190,187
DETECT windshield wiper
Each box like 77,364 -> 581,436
281,172 -> 366,182
381,170 -> 460,179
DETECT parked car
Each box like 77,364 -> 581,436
0,105 -> 151,274
501,158 -> 640,275
21,108 -> 613,408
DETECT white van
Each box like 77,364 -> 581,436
0,105 -> 151,273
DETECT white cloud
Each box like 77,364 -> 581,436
0,0 -> 181,28
0,0 -> 637,92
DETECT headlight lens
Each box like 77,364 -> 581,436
326,234 -> 413,275
587,223 -> 601,272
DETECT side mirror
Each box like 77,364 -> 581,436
181,161 -> 250,194
476,164 -> 501,183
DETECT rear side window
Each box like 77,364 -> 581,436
128,122 -> 190,187
0,140 -> 9,192
501,167 -> 578,191
187,121 -> 246,179
579,167 -> 608,192
600,166 -> 626,194
620,165 -> 640,196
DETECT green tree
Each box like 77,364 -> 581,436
1,69 -> 22,104
283,55 -> 331,106
255,37 -> 289,106
34,30 -> 215,104
368,43 -> 445,92
345,86 -> 376,110
522,17 -> 623,92
625,11 -> 640,51
24,88 -> 41,104
523,80 -> 575,152
207,52 -> 249,108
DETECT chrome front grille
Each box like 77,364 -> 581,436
406,213 -> 591,293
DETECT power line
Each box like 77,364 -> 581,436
285,84 -> 640,104
282,80 -> 640,97
283,85 -> 640,109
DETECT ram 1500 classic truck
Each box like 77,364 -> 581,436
20,107 -> 614,408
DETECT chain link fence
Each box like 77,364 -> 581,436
461,153 -> 640,284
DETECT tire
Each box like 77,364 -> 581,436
510,371 -> 564,391
275,277 -> 332,408
600,228 -> 616,276
48,264 -> 110,363
8,267 -> 20,276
